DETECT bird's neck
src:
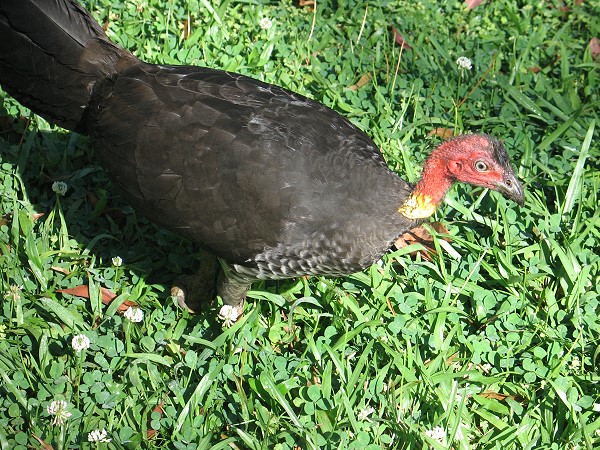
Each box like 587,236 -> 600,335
398,152 -> 454,220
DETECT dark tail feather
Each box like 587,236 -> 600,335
0,0 -> 137,133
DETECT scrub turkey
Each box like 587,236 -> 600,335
0,0 -> 524,317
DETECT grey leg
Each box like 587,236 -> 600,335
216,262 -> 254,318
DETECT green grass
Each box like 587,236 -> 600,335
1,0 -> 599,448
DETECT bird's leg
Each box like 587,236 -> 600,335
170,251 -> 219,313
216,262 -> 253,319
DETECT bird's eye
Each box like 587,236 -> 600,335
474,160 -> 488,172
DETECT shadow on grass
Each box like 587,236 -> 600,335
0,112 -> 208,299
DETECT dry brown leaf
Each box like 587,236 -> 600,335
153,400 -> 165,415
391,24 -> 411,49
114,299 -> 140,312
590,37 -> 600,60
446,352 -> 459,366
465,0 -> 484,9
393,222 -> 451,261
0,212 -> 44,227
181,18 -> 191,40
428,128 -> 454,139
32,434 -> 54,450
147,399 -> 166,439
478,391 -> 510,401
51,266 -> 71,275
58,285 -> 111,300
477,391 -> 525,402
386,297 -> 396,316
298,0 -> 315,9
57,285 -> 138,312
348,73 -> 372,91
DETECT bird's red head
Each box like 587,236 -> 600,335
399,134 -> 524,219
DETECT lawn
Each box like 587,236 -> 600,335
0,0 -> 599,448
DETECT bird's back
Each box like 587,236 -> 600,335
89,63 -> 417,278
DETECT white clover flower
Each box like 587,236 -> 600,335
88,428 -> 111,443
123,306 -> 144,323
594,403 -> 600,412
456,56 -> 472,70
4,284 -> 22,301
72,334 -> 90,352
111,256 -> 123,267
259,17 -> 273,30
357,406 -> 375,421
218,304 -> 239,327
47,400 -> 72,425
425,425 -> 446,444
52,181 -> 68,196
570,356 -> 581,370
135,1 -> 146,13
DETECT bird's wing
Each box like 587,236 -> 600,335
91,63 -> 410,268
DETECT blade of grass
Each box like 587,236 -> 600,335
562,120 -> 594,216
260,370 -> 303,430
38,297 -> 85,329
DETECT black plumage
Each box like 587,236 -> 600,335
91,64 -> 414,276
0,0 -> 524,316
